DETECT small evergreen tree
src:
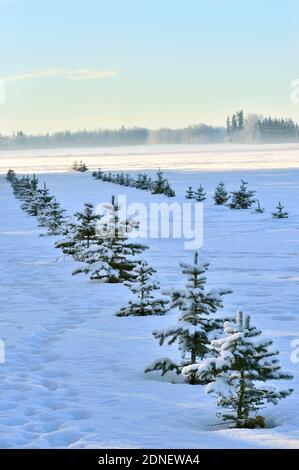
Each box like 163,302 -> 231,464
214,182 -> 229,205
151,169 -> 168,195
228,180 -> 256,209
6,169 -> 16,182
78,161 -> 88,172
38,199 -> 67,236
55,202 -> 103,260
145,253 -> 231,383
185,186 -> 194,199
164,181 -> 176,197
71,161 -> 79,171
194,185 -> 206,202
92,168 -> 103,179
135,173 -> 152,190
255,200 -> 265,214
12,175 -> 33,200
116,260 -> 168,316
72,195 -> 147,283
106,172 -> 113,182
272,202 -> 288,218
183,310 -> 293,428
124,173 -> 133,187
32,183 -> 54,216
11,175 -> 26,198
20,175 -> 40,215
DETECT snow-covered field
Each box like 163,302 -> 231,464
1,148 -> 299,448
1,143 -> 299,173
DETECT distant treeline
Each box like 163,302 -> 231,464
257,117 -> 298,143
0,124 -> 225,150
1,114 -> 298,150
226,111 -> 299,144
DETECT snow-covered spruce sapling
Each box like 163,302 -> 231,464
38,199 -> 67,236
272,202 -> 288,219
145,252 -> 231,384
115,173 -> 125,185
55,202 -> 103,260
151,169 -> 175,196
185,187 -> 194,199
6,169 -> 16,182
182,310 -> 293,428
255,200 -> 265,214
151,169 -> 167,194
13,175 -> 33,200
106,172 -> 113,182
30,183 -> 54,217
10,175 -> 22,197
71,161 -> 79,171
194,185 -> 206,202
213,183 -> 229,206
124,173 -> 134,187
92,168 -> 103,180
20,175 -> 40,215
164,181 -> 176,197
228,179 -> 256,209
135,172 -> 152,190
72,195 -> 147,283
11,176 -> 26,198
78,161 -> 88,172
116,260 -> 169,316
16,176 -> 40,204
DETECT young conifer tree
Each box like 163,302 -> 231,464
6,169 -> 16,182
228,179 -> 256,209
183,310 -> 293,428
145,252 -> 231,383
185,186 -> 194,200
214,182 -> 229,205
20,175 -> 40,215
72,195 -> 147,283
55,202 -> 102,260
194,185 -> 206,202
272,202 -> 288,218
38,199 -> 67,236
124,173 -> 133,187
92,168 -> 103,180
12,175 -> 32,200
30,183 -> 54,216
151,169 -> 174,196
163,181 -> 176,197
116,260 -> 168,316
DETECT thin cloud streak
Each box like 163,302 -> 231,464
2,68 -> 118,82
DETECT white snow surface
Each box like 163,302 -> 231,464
1,143 -> 299,173
1,153 -> 299,448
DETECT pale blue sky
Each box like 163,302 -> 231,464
0,0 -> 298,133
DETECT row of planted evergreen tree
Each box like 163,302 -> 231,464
7,170 -> 67,236
73,161 -> 288,216
6,169 -> 293,429
7,170 -> 149,284
71,160 -> 88,172
92,168 -> 176,197
186,179 -> 289,217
